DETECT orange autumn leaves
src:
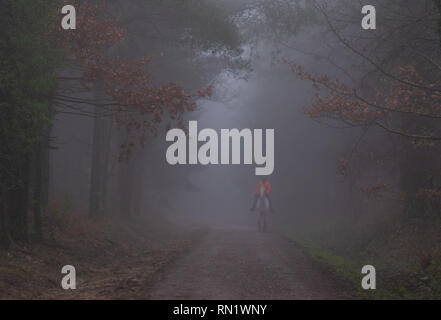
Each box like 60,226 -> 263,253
58,2 -> 212,160
287,60 -> 441,202
287,62 -> 441,141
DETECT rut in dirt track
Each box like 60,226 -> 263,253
146,228 -> 355,300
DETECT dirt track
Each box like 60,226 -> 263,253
146,228 -> 355,300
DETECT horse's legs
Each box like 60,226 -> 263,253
263,212 -> 267,232
258,211 -> 263,232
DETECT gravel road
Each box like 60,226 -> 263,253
146,228 -> 354,300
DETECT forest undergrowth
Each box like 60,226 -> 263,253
287,213 -> 441,299
0,201 -> 206,299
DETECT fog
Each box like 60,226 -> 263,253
3,0 -> 441,300
49,1 -> 363,234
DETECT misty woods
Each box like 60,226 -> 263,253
0,0 -> 241,247
1,1 -> 441,301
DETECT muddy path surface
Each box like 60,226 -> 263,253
1,225 -> 356,299
145,228 -> 356,300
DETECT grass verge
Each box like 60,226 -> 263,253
284,232 -> 441,299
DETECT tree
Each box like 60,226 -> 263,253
0,0 -> 62,245
288,0 -> 441,215
53,2 -> 233,218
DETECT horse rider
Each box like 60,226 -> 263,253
250,178 -> 274,212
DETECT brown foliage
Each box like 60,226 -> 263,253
57,2 -> 212,160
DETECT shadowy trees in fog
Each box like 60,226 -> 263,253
0,0 -> 242,247
0,0 -> 62,245
3,0 -> 441,250
288,0 -> 441,217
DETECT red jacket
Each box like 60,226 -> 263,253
255,180 -> 271,195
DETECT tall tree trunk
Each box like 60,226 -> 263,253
118,162 -> 134,219
40,105 -> 53,209
101,117 -> 113,214
89,106 -> 103,218
0,184 -> 10,248
88,86 -> 112,218
8,155 -> 31,242
132,153 -> 146,217
33,143 -> 43,240
434,0 -> 441,47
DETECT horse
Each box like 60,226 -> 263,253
255,186 -> 270,232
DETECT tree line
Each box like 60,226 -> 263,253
0,0 -> 242,248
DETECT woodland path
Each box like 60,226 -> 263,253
145,228 -> 354,300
